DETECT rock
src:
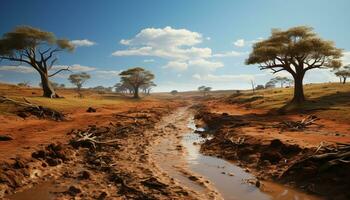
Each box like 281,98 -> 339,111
80,170 -> 91,180
0,135 -> 13,141
46,158 -> 61,166
188,176 -> 199,181
260,151 -> 283,164
97,191 -> 108,200
13,158 -> 26,169
255,180 -> 261,188
269,139 -> 284,148
67,186 -> 81,196
228,173 -> 234,176
86,107 -> 97,113
32,150 -> 46,159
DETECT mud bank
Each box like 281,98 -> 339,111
2,104 -> 202,200
194,105 -> 350,200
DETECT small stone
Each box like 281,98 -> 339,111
255,180 -> 261,188
68,186 -> 81,196
228,173 -> 234,176
80,171 -> 91,179
86,107 -> 97,113
97,191 -> 108,200
188,176 -> 198,181
46,158 -> 61,166
0,135 -> 13,141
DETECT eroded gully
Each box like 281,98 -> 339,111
151,107 -> 322,200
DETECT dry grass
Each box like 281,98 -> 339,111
0,83 -> 156,115
225,82 -> 350,123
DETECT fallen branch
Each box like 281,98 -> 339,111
0,96 -> 64,121
71,130 -> 120,150
279,115 -> 319,131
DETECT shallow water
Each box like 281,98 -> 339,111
183,117 -> 321,200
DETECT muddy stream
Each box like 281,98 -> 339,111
153,111 -> 321,200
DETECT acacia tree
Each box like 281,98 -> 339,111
170,90 -> 178,95
198,86 -> 211,96
246,26 -> 342,104
0,26 -> 74,98
265,80 -> 275,89
68,72 -> 91,98
334,65 -> 350,84
140,81 -> 156,95
119,67 -> 155,98
271,76 -> 294,88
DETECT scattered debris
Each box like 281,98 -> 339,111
0,96 -> 65,121
278,115 -> 319,131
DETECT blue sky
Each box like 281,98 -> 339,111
0,0 -> 349,91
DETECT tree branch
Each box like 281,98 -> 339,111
44,48 -> 61,62
48,66 -> 71,77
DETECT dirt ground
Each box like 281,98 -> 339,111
0,83 -> 350,199
194,99 -> 350,200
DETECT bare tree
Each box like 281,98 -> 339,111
0,26 -> 74,98
246,26 -> 342,104
250,80 -> 256,94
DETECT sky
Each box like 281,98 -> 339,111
0,0 -> 349,92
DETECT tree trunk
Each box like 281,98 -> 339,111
40,73 -> 58,98
133,87 -> 139,98
343,77 -> 347,84
291,73 -> 305,104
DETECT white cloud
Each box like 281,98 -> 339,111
232,37 -> 264,48
342,51 -> 350,65
143,59 -> 155,63
0,65 -> 35,73
233,39 -> 245,47
206,37 -> 211,41
112,26 -> 222,73
52,64 -> 96,72
95,70 -> 122,78
213,51 -> 248,58
69,39 -> 96,47
193,73 -> 265,82
188,59 -> 223,71
163,61 -> 188,71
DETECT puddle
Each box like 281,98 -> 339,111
183,117 -> 321,200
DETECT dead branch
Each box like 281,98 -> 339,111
279,115 -> 319,131
0,96 -> 64,121
72,130 -> 120,150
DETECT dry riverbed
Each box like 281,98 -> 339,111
1,99 -> 349,200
